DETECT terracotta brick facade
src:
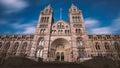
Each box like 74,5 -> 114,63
0,4 -> 120,62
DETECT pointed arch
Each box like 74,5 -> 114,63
37,49 -> 43,58
38,37 -> 44,46
22,42 -> 27,50
114,42 -> 119,50
78,50 -> 84,58
104,42 -> 110,50
13,42 -> 19,49
76,37 -> 83,46
95,42 -> 100,50
2,42 -> 10,57
5,42 -> 10,49
12,42 -> 19,56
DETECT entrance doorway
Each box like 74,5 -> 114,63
56,52 -> 64,61
50,38 -> 71,62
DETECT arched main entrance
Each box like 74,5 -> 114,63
50,38 -> 71,62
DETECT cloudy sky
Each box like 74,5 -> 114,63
0,0 -> 120,34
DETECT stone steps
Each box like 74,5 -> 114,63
0,56 -> 119,68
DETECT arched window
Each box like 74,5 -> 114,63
76,29 -> 81,34
53,26 -> 55,28
78,50 -> 84,58
40,29 -> 46,34
22,42 -> 27,50
38,38 -> 44,46
46,17 -> 49,22
73,9 -> 76,13
114,42 -> 119,50
44,29 -> 46,33
5,42 -> 10,49
78,29 -> 81,33
104,42 -> 110,50
14,42 -> 19,49
72,16 -> 75,22
66,25 -> 68,28
75,16 -> 77,22
58,30 -> 60,34
58,23 -> 60,28
41,17 -> 44,23
77,16 -> 80,22
0,42 -> 2,48
45,9 -> 49,14
77,37 -> 83,46
44,17 -> 47,22
65,30 -> 67,34
37,49 -> 43,58
95,42 -> 100,50
68,30 -> 70,34
40,29 -> 43,34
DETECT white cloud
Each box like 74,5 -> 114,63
85,16 -> 120,34
85,18 -> 113,34
0,0 -> 28,13
85,18 -> 99,27
112,16 -> 120,31
12,20 -> 37,34
22,26 -> 36,34
0,20 -> 8,24
91,27 -> 112,34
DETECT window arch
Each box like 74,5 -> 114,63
12,42 -> 19,56
95,42 -> 100,50
76,29 -> 81,34
78,50 -> 84,58
44,17 -> 47,22
40,29 -> 46,34
22,42 -> 27,50
104,42 -> 110,50
37,49 -> 43,58
40,29 -> 43,34
38,38 -> 44,46
45,9 -> 49,14
57,23 -> 60,28
41,17 -> 44,22
114,42 -> 119,50
77,16 -> 80,22
77,37 -> 83,46
65,30 -> 67,34
14,42 -> 19,49
66,25 -> 68,28
5,42 -> 10,49
72,16 -> 75,22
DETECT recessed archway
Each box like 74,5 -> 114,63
50,38 -> 71,62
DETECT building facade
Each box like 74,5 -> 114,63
0,4 -> 120,62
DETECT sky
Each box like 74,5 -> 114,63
0,0 -> 120,35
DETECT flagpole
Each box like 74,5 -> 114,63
60,8 -> 62,20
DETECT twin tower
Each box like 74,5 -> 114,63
30,4 -> 88,62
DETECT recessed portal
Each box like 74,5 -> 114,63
50,38 -> 70,62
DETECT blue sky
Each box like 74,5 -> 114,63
0,0 -> 120,34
